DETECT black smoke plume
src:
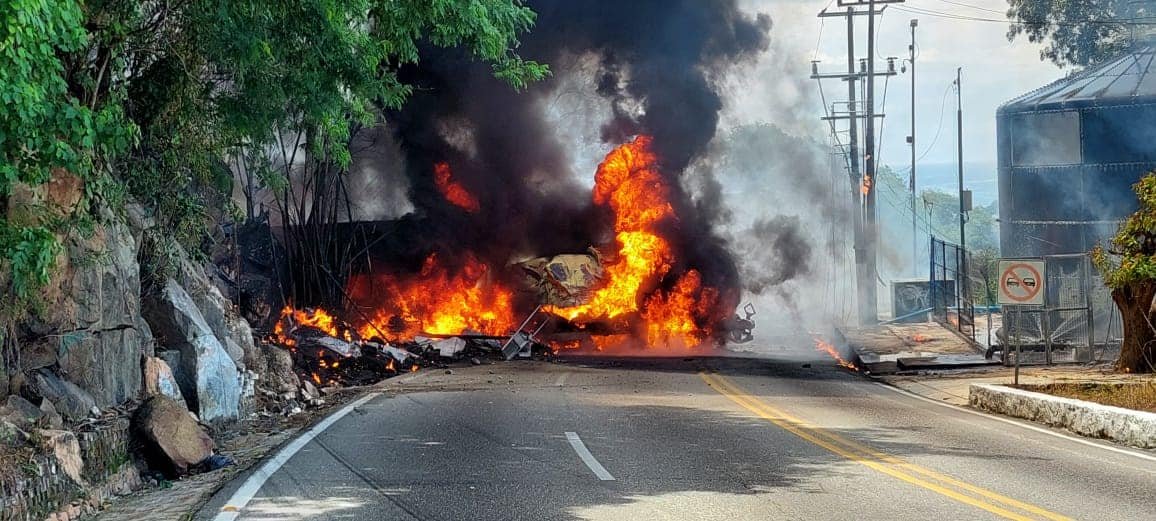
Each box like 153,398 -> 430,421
373,0 -> 771,321
739,216 -> 814,294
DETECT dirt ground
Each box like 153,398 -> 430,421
881,363 -> 1156,406
1017,381 -> 1156,413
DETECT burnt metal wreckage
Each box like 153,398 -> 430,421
273,299 -> 760,389
269,250 -> 759,387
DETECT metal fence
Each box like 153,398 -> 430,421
999,253 -> 1121,365
929,237 -> 975,342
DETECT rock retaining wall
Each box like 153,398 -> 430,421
969,383 -> 1156,449
0,420 -> 139,521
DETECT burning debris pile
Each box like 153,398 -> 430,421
272,137 -> 758,382
269,306 -> 554,391
265,0 -> 782,385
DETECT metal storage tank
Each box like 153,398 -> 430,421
997,44 -> 1156,257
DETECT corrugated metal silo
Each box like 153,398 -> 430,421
997,45 -> 1156,257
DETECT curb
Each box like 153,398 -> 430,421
969,383 -> 1156,449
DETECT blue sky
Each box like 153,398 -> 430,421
726,0 -> 1067,167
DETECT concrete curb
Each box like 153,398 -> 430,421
969,383 -> 1156,449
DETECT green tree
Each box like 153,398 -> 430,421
1,0 -> 549,306
971,248 -> 1000,307
1006,0 -> 1150,67
919,189 -> 999,253
0,1 -> 136,304
1092,172 -> 1156,373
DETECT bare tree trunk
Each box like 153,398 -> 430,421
268,124 -> 363,311
1112,282 -> 1156,373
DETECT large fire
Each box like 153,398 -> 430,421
347,253 -> 515,341
546,136 -> 720,348
276,135 -> 727,351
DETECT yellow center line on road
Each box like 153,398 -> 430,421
700,372 -> 1073,521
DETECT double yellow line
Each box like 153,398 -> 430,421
700,372 -> 1072,521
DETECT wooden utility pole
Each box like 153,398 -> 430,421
812,0 -> 902,325
864,0 -> 879,324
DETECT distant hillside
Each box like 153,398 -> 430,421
888,161 -> 998,206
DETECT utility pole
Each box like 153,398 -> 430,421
844,6 -> 865,328
908,19 -> 918,276
956,67 -> 966,254
955,66 -> 970,312
812,0 -> 902,326
864,0 -> 879,324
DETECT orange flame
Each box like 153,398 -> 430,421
813,335 -> 858,370
860,173 -> 872,196
274,307 -> 349,345
348,253 -> 515,341
273,137 -> 729,353
434,162 -> 480,212
548,339 -> 583,353
546,136 -> 718,348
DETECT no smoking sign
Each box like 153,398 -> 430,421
998,259 -> 1046,306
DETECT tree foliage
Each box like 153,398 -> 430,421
0,0 -> 135,302
1092,173 -> 1156,289
920,189 -> 1000,253
1006,0 -> 1150,68
0,0 -> 548,306
1092,172 -> 1156,372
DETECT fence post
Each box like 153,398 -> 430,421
929,236 -> 936,320
1043,255 -> 1053,365
1084,254 -> 1096,363
954,245 -> 960,332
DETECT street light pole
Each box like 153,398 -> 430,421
955,66 -> 970,313
956,67 -> 965,254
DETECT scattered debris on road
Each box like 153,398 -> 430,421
267,307 -> 553,399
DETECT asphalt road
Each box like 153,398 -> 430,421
198,347 -> 1156,521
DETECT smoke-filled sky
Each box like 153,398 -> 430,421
335,0 -> 1067,330
728,0 -> 1064,166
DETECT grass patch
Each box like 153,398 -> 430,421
1019,382 -> 1156,413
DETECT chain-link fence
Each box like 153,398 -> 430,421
930,237 -> 975,342
999,253 -> 1121,365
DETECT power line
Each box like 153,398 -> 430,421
876,73 -> 891,167
875,7 -> 890,60
929,0 -> 1006,16
878,176 -> 956,241
916,82 -> 954,162
815,18 -> 826,61
894,5 -> 1156,26
814,0 -> 834,61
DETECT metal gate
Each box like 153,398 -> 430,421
930,237 -> 975,342
1000,254 -> 1102,365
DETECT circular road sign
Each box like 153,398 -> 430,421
999,261 -> 1044,305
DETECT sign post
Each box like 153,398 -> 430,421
998,259 -> 1046,385
997,260 -> 1046,306
1015,307 -> 1021,386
